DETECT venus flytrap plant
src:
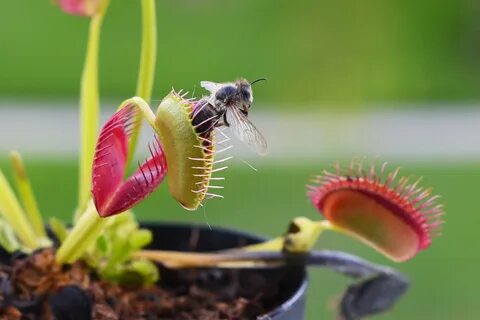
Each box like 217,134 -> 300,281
218,159 -> 444,262
255,160 -> 442,260
64,0 -> 111,216
141,159 -> 444,266
55,91 -> 222,266
53,0 -> 225,271
72,0 -> 160,282
89,92 -> 221,216
53,0 -> 161,275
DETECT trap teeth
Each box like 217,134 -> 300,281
155,91 -> 216,210
308,159 -> 444,262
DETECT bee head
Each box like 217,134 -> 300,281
236,78 -> 253,107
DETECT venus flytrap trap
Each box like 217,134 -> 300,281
91,98 -> 166,217
155,91 -> 221,209
307,159 -> 444,262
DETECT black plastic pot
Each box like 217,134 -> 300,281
143,222 -> 308,320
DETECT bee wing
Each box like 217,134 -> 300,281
200,81 -> 222,94
225,106 -> 268,156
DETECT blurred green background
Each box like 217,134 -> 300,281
2,0 -> 480,106
1,0 -> 479,319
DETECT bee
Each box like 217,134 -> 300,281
191,78 -> 268,155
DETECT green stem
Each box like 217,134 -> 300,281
120,96 -> 157,128
127,0 -> 157,167
56,201 -> 108,264
77,2 -> 109,215
318,219 -> 345,233
9,151 -> 46,238
243,218 -> 342,253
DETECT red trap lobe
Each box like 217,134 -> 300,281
92,105 -> 167,217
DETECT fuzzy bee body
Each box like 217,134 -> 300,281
191,78 -> 268,155
191,99 -> 220,135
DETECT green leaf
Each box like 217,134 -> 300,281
129,229 -> 152,250
10,151 -> 46,238
49,217 -> 68,244
117,259 -> 159,286
0,218 -> 21,253
96,234 -> 109,255
0,167 -> 39,249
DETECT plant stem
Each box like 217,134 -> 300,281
127,0 -> 157,167
0,169 -> 38,249
135,249 -> 393,271
121,96 -> 157,128
77,1 -> 110,216
56,201 -> 108,264
243,219 -> 336,253
9,151 -> 46,238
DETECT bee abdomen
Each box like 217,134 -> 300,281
191,99 -> 220,136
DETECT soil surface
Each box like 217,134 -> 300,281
0,249 -> 288,319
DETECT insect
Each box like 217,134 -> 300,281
191,78 -> 268,156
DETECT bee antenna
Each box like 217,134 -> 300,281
250,77 -> 268,86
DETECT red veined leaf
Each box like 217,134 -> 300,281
92,105 -> 167,217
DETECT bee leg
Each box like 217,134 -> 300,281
223,112 -> 230,127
